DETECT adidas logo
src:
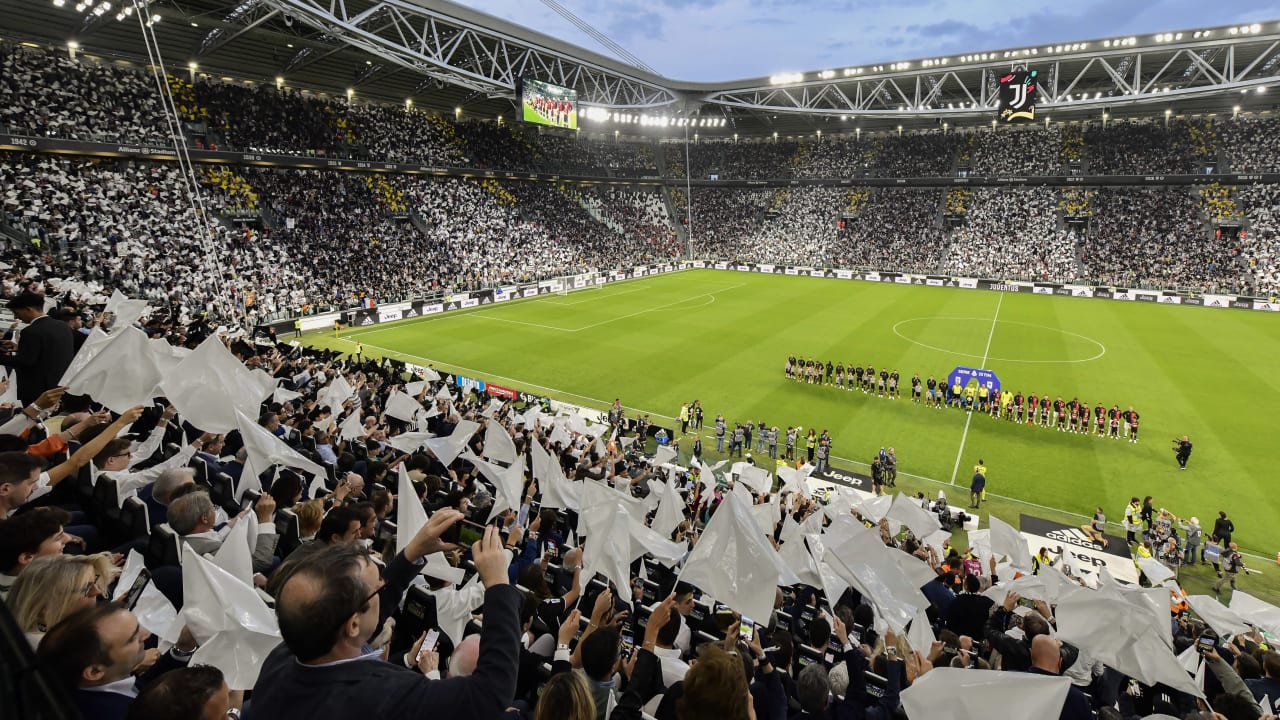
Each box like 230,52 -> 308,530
360,317 -> 374,326
481,298 -> 491,305
1044,527 -> 1100,549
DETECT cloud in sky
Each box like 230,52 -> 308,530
455,0 -> 1276,81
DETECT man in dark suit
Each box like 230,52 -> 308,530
0,291 -> 75,405
35,602 -> 198,720
249,520 -> 523,720
48,307 -> 88,352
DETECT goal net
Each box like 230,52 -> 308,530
557,270 -> 601,296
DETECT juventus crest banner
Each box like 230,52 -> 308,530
998,69 -> 1039,123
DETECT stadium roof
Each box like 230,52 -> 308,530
5,1 -> 1279,138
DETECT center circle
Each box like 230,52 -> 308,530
891,317 -> 1107,364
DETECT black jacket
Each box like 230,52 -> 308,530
0,315 -> 75,405
248,584 -> 523,720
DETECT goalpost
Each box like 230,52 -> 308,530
556,269 -> 601,296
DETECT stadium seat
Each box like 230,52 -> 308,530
147,523 -> 181,568
120,496 -> 151,542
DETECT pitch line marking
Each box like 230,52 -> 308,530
891,316 -> 1107,364
949,294 -> 1002,485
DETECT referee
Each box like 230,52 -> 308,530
1172,436 -> 1192,470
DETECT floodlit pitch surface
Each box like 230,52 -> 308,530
326,270 -> 1280,562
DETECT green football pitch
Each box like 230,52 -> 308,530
310,269 -> 1280,598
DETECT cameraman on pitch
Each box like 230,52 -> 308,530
1173,435 -> 1193,470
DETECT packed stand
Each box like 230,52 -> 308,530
1080,188 -> 1243,291
675,188 -> 772,259
535,135 -> 658,176
0,295 -> 1274,720
832,189 -> 948,273
733,188 -> 846,265
1236,184 -> 1280,296
967,125 -> 1063,176
944,189 -> 1080,281
572,187 -> 682,258
1083,120 -> 1210,175
1219,116 -> 1280,173
0,41 -> 173,144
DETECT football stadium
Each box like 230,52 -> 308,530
2,1 -> 1280,718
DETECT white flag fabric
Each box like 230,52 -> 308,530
989,514 -> 1034,571
1185,594 -> 1251,638
778,533 -> 825,589
396,465 -> 428,554
906,605 -> 936,657
422,420 -> 480,466
339,412 -> 365,441
481,398 -> 505,419
463,450 -> 525,521
59,327 -> 113,385
483,421 -> 519,465
61,326 -> 164,413
273,386 -> 303,404
887,492 -> 941,541
678,491 -> 790,624
421,551 -> 466,585
531,438 -> 579,511
737,464 -> 772,495
162,335 -> 271,433
105,288 -> 150,329
385,391 -> 422,422
777,465 -> 812,499
650,478 -> 687,539
1136,557 -> 1177,586
234,409 -> 327,501
852,493 -> 893,523
629,520 -> 687,568
148,339 -> 190,379
823,516 -> 927,632
580,481 -> 635,596
180,545 -> 280,690
384,431 -> 436,454
1231,592 -> 1280,639
654,445 -> 677,466
405,381 -> 426,396
1055,591 -> 1203,697
211,515 -> 255,587
902,667 -> 1071,720
318,375 -> 356,412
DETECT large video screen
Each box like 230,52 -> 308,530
520,78 -> 578,130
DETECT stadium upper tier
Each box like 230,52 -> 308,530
2,38 -> 1280,324
3,39 -> 1280,179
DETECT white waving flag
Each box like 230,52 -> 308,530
887,492 -> 942,541
318,375 -> 355,412
531,438 -> 580,511
989,514 -> 1033,571
1055,591 -> 1203,697
105,288 -> 151,329
483,420 -> 519,465
423,420 -> 480,466
385,390 -> 422,422
396,464 -> 429,554
234,409 -> 326,501
463,449 -> 526,522
580,480 -> 635,597
162,335 -> 270,433
180,545 -> 281,690
902,667 -> 1071,720
1231,592 -> 1280,639
650,478 -> 687,540
61,326 -> 164,413
678,491 -> 791,624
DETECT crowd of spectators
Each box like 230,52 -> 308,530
734,188 -> 846,265
0,298 -> 1273,720
944,189 -> 1080,281
1234,184 -> 1280,296
1219,116 -> 1280,174
831,189 -> 948,273
1080,188 -> 1244,291
968,126 -> 1064,176
1083,120 -> 1211,176
0,41 -> 172,143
